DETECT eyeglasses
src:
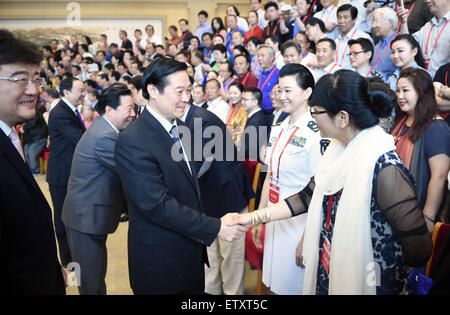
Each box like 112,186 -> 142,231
0,76 -> 43,88
347,51 -> 367,57
310,107 -> 328,118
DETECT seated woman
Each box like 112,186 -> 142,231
391,68 -> 450,231
238,70 -> 432,295
387,34 -> 427,91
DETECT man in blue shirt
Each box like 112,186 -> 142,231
194,10 -> 213,46
370,7 -> 399,79
257,44 -> 280,111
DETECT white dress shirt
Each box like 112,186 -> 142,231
206,97 -> 230,124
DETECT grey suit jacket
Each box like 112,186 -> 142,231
62,116 -> 125,235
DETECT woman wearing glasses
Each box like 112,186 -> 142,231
239,70 -> 432,294
252,63 -> 325,295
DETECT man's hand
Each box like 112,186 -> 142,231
218,213 -> 248,241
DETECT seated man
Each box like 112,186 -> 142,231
312,38 -> 342,79
348,38 -> 383,80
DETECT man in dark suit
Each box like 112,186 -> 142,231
62,84 -> 135,295
182,99 -> 255,295
47,77 -> 86,267
0,29 -> 65,294
114,58 -> 247,295
240,87 -> 273,162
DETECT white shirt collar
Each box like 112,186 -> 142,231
280,108 -> 312,131
0,119 -> 12,137
102,116 -> 120,134
432,11 -> 450,25
145,104 -> 176,134
248,108 -> 261,119
208,96 -> 223,106
62,97 -> 78,113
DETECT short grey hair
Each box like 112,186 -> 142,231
371,7 -> 398,30
257,44 -> 275,57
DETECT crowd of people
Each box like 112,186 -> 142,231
1,0 -> 450,296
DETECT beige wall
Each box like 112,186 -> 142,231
0,0 -> 258,38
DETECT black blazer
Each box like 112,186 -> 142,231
46,100 -> 85,187
114,108 -> 221,294
240,110 -> 273,162
0,130 -> 65,294
184,105 -> 255,218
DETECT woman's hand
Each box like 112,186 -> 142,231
295,237 -> 305,268
251,224 -> 263,249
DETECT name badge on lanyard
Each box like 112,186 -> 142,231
268,127 -> 299,204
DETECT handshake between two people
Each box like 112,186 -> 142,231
217,212 -> 255,242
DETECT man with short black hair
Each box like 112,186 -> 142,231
313,38 -> 341,79
114,58 -> 247,294
62,83 -> 135,295
348,38 -> 383,79
0,29 -> 66,295
240,87 -> 272,161
47,77 -> 87,269
305,17 -> 327,44
335,4 -> 372,69
195,10 -> 213,46
234,54 -> 258,88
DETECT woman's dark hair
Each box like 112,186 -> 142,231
391,34 -> 426,69
233,45 -> 249,57
279,63 -> 315,91
96,83 -> 132,115
247,36 -> 261,47
229,81 -> 244,92
130,75 -> 142,91
309,70 -> 393,130
83,35 -> 93,45
212,17 -> 226,33
393,67 -> 438,142
228,5 -> 240,16
141,58 -> 187,99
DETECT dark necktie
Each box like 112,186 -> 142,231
169,125 -> 183,155
75,109 -> 86,130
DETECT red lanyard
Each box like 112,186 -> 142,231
372,32 -> 399,70
325,190 -> 343,231
205,49 -> 212,58
301,15 -> 309,24
241,72 -> 250,86
270,127 -> 299,180
396,2 -> 417,31
258,66 -> 277,91
308,0 -> 317,16
336,29 -> 357,64
327,63 -> 338,74
392,116 -> 408,144
226,104 -> 241,126
267,19 -> 281,36
302,50 -> 309,59
445,70 -> 448,86
364,67 -> 372,78
425,20 -> 449,57
321,7 -> 336,25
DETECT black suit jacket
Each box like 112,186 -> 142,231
184,105 -> 255,218
240,110 -> 273,162
0,130 -> 65,294
46,100 -> 85,187
114,108 -> 221,294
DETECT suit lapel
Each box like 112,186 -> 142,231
0,131 -> 43,196
141,110 -> 199,194
59,99 -> 85,130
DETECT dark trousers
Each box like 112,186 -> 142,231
49,184 -> 72,267
66,228 -> 108,295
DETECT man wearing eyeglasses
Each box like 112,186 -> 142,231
348,38 -> 384,80
0,29 -> 66,294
